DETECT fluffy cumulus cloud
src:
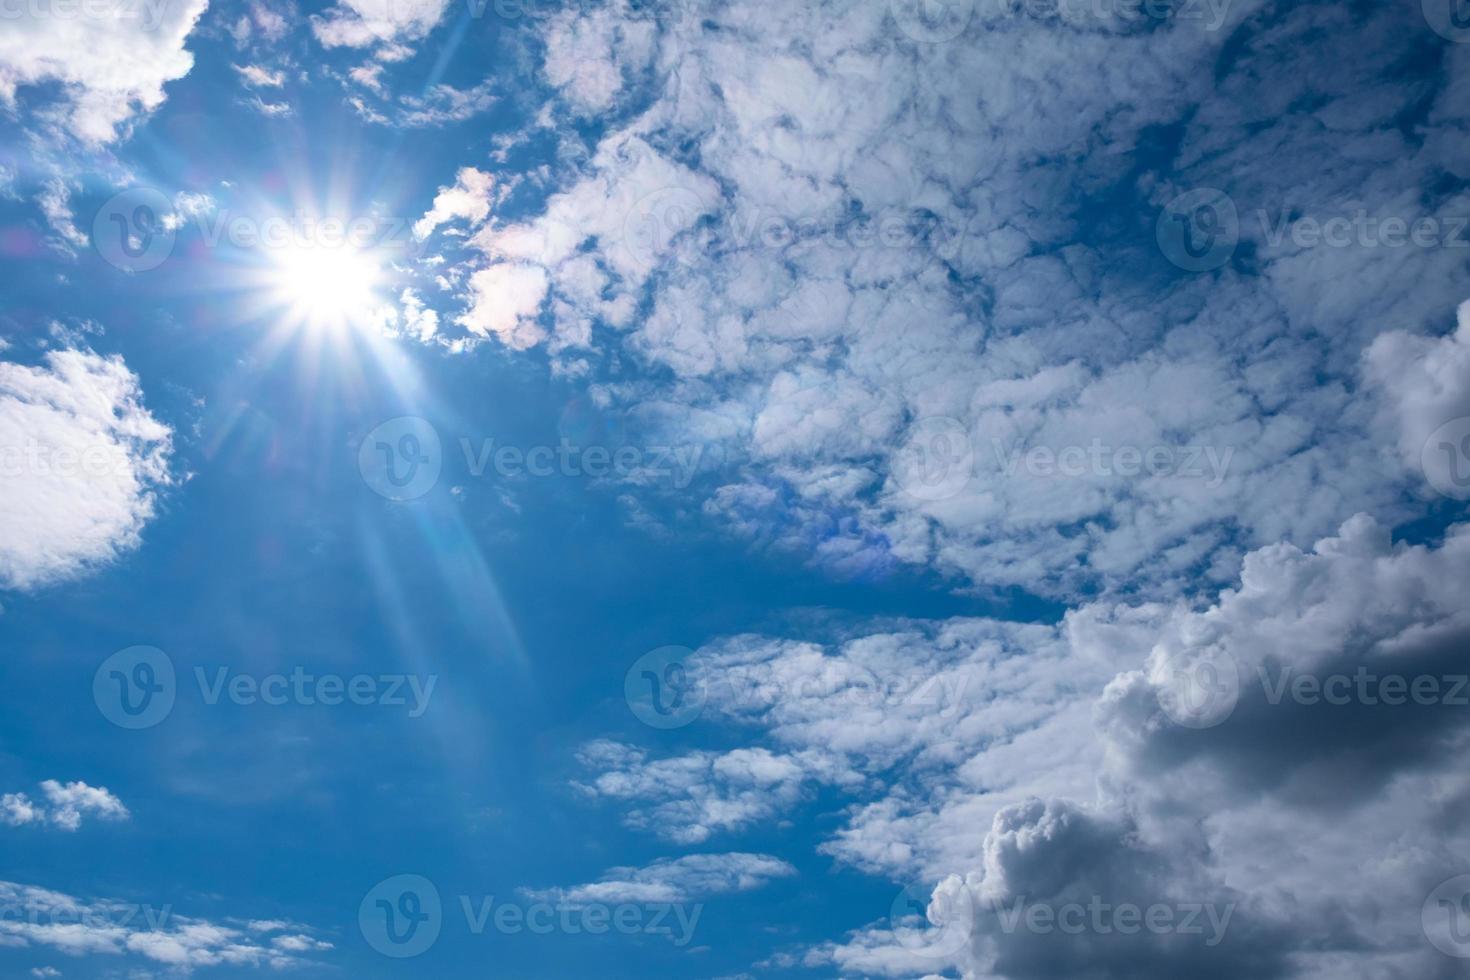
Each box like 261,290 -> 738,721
310,0 -> 450,50
0,347 -> 173,592
0,0 -> 207,144
417,0 -> 1470,600
0,881 -> 331,970
1364,298 -> 1470,497
572,515 -> 1470,978
2,780 -> 129,831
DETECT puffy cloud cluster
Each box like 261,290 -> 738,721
0,347 -> 173,592
419,0 -> 1470,599
0,0 -> 207,144
575,516 -> 1470,977
1,780 -> 129,831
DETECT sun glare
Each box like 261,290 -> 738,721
267,242 -> 386,332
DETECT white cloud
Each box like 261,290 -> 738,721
421,0 -> 1470,601
2,781 -> 129,832
0,0 -> 208,144
37,180 -> 86,251
0,347 -> 172,591
310,0 -> 449,50
414,167 -> 495,240
527,853 -> 796,905
1364,298 -> 1470,494
233,64 -> 285,88
0,881 -> 329,970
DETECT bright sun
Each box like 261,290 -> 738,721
267,242 -> 385,332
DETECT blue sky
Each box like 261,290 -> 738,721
2,0 -> 1470,978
